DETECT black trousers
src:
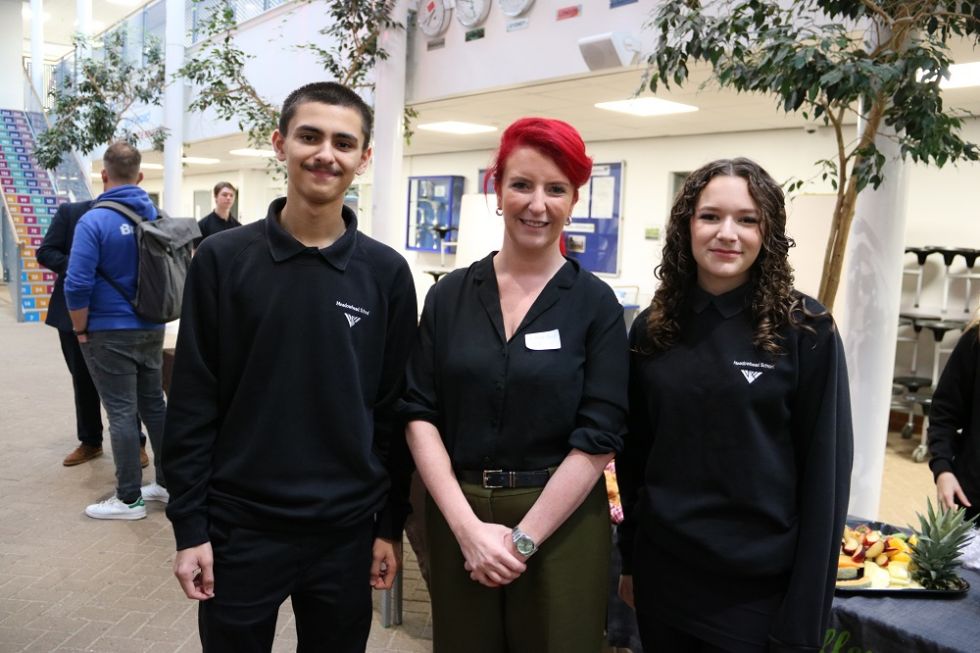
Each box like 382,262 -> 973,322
199,517 -> 375,653
58,328 -> 103,445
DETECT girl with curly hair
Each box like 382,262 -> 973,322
616,158 -> 854,652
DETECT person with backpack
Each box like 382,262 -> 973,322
65,141 -> 169,520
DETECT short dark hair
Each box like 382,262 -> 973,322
278,82 -> 373,147
213,181 -> 236,198
103,141 -> 141,183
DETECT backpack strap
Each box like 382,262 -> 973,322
91,201 -> 144,305
92,200 -> 147,224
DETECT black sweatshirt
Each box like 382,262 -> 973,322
194,210 -> 241,248
399,254 -> 628,470
164,198 -> 418,550
617,283 -> 853,652
928,324 -> 980,502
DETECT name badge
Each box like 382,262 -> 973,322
525,329 -> 561,351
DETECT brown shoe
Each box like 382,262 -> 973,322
140,445 -> 149,469
63,444 -> 103,467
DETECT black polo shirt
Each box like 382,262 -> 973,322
194,210 -> 241,247
164,197 -> 418,550
617,282 -> 853,651
400,253 -> 628,472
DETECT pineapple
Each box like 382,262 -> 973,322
909,499 -> 978,591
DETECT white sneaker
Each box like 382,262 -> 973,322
85,496 -> 146,520
141,483 -> 170,504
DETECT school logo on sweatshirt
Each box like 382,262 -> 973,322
733,360 -> 773,384
336,300 -> 369,328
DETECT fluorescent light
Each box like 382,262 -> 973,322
141,163 -> 163,170
595,97 -> 699,117
941,62 -> 980,89
105,0 -> 144,6
417,121 -> 497,135
230,148 -> 275,157
182,157 -> 220,165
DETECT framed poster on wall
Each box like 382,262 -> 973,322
565,162 -> 624,276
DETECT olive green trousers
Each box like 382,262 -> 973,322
426,478 -> 611,653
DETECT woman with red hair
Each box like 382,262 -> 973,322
401,118 -> 628,652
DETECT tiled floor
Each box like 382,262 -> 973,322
0,284 -> 938,652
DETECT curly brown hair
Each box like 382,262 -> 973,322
644,157 -> 815,355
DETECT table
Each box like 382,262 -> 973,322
830,567 -> 980,653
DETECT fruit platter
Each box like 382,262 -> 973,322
836,503 -> 974,597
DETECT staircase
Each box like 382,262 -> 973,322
0,109 -> 66,322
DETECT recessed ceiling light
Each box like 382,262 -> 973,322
594,97 -> 699,117
941,61 -> 980,89
417,121 -> 497,135
105,0 -> 144,6
141,163 -> 163,170
182,157 -> 220,165
230,148 -> 275,157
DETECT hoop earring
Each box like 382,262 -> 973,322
565,217 -> 572,226
495,208 -> 503,216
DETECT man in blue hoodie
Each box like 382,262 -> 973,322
65,141 -> 168,520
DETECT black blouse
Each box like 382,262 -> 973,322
400,253 -> 629,471
617,283 -> 853,651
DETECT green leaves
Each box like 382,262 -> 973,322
643,0 -> 979,308
35,31 -> 168,170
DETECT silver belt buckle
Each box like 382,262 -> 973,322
482,469 -> 503,489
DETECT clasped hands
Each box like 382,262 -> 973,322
457,521 -> 528,588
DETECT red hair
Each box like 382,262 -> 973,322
484,118 -> 592,200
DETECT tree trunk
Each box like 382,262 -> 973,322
817,98 -> 887,311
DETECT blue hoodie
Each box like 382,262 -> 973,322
64,184 -> 164,332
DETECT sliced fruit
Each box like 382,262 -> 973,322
842,537 -> 860,555
865,540 -> 885,559
837,555 -> 862,580
874,553 -> 890,567
890,551 -> 912,563
864,531 -> 881,545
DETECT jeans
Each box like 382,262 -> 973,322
57,328 -> 103,446
80,329 -> 167,502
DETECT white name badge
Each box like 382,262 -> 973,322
525,329 -> 561,351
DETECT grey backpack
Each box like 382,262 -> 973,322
93,200 -> 201,323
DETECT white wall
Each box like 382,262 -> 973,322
0,0 -> 24,110
407,0 -> 653,102
181,1 -> 353,144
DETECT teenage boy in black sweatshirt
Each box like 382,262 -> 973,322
163,82 -> 418,653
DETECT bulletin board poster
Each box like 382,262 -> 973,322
565,162 -> 623,276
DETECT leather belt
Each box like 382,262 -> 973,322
457,469 -> 552,489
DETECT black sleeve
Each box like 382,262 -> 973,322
163,244 -> 222,550
567,287 -> 629,455
769,317 -> 853,652
372,262 -> 420,541
398,282 -> 441,426
616,311 -> 656,575
928,327 -> 978,479
36,204 -> 71,274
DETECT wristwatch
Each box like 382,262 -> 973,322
511,526 -> 538,558
73,328 -> 88,336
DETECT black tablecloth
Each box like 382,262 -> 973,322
830,567 -> 980,653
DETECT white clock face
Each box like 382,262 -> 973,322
418,0 -> 452,37
456,0 -> 491,28
498,0 -> 534,18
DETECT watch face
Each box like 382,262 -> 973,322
515,537 -> 535,556
418,0 -> 451,37
456,0 -> 491,27
498,0 -> 534,18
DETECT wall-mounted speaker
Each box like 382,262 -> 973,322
578,32 -> 639,71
